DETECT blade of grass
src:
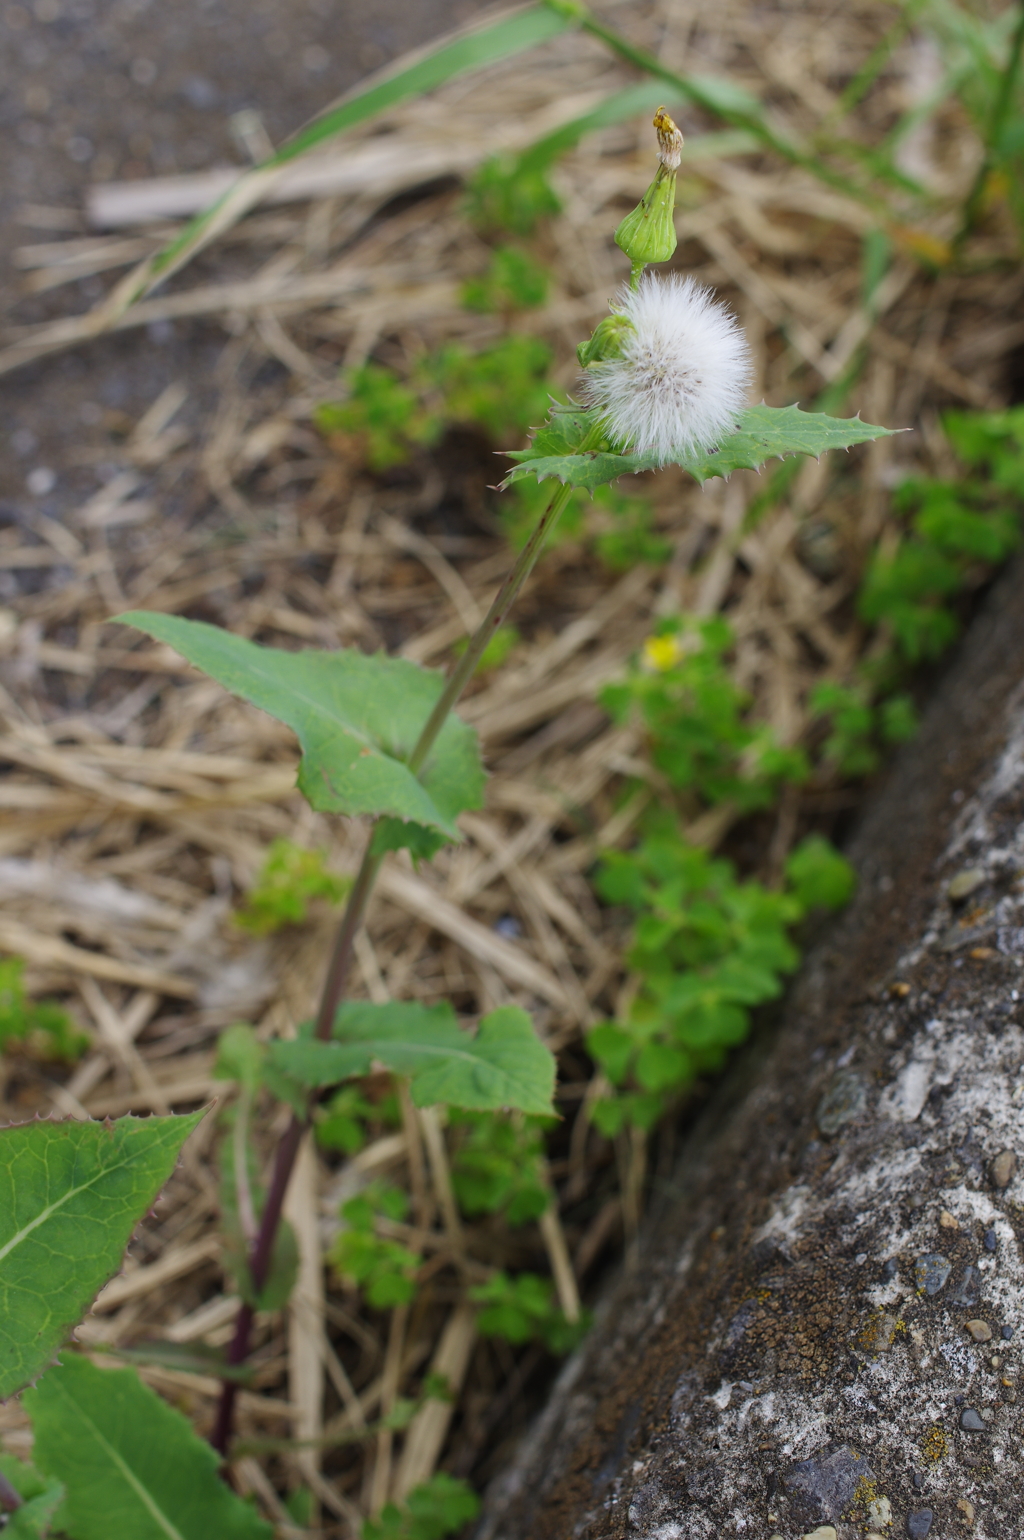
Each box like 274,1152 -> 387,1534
818,0 -> 930,128
105,4 -> 574,310
509,80 -> 758,176
956,0 -> 1024,246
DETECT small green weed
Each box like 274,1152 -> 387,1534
590,487 -> 672,571
498,479 -> 670,574
814,407 -> 1024,772
0,957 -> 87,1061
463,151 -> 561,236
315,364 -> 438,473
461,244 -> 549,312
314,1085 -> 401,1155
860,407 -> 1023,666
809,680 -> 917,778
601,616 -> 808,813
450,1110 -> 550,1226
316,335 -> 553,471
469,1271 -> 589,1355
422,335 -> 552,444
362,1473 -> 481,1540
235,840 -> 351,935
587,818 -> 854,1133
331,1186 -> 422,1308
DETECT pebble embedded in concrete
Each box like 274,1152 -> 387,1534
948,1264 -> 981,1307
959,1407 -> 986,1431
867,1496 -> 892,1528
939,1209 -> 959,1229
816,1069 -> 868,1136
907,1510 -> 934,1539
984,1228 -> 997,1251
991,1149 -> 1016,1188
957,1498 -> 976,1523
948,867 -> 985,899
966,1319 -> 993,1341
915,1253 -> 951,1295
801,1529 -> 837,1540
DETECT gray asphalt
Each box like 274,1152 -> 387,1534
0,0 -> 486,519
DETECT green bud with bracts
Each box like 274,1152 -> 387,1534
614,107 -> 684,272
576,312 -> 635,368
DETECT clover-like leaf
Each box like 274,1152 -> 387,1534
501,402 -> 899,491
0,1456 -> 63,1539
25,1355 -> 272,1540
270,1002 -> 555,1117
6,1488 -> 63,1539
0,1112 -> 203,1400
112,614 -> 485,838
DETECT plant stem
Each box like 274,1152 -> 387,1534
211,469 -> 579,1457
312,845 -> 384,1042
407,478 -> 576,776
955,0 -> 1024,249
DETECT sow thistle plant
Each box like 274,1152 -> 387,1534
0,110 -> 893,1539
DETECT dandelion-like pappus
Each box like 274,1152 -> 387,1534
580,272 -> 753,463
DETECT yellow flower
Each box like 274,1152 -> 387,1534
642,634 -> 684,672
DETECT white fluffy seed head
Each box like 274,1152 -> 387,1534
581,273 -> 753,464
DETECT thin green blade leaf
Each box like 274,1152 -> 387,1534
25,1355 -> 272,1540
515,81 -> 758,171
0,1112 -> 203,1400
143,5 -> 572,292
270,7 -> 571,167
501,402 -> 900,490
112,615 -> 484,837
270,1002 -> 555,1116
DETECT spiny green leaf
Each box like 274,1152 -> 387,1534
112,615 -> 484,838
501,402 -> 900,491
25,1355 -> 272,1540
270,1002 -> 555,1116
0,1112 -> 203,1400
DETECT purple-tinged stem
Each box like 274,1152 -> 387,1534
212,470 -> 581,1457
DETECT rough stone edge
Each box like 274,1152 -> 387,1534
478,555 -> 1024,1540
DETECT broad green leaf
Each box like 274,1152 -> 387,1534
501,402 -> 899,490
137,6 -> 573,296
270,1002 -> 556,1116
25,1355 -> 272,1540
0,1112 -> 203,1400
112,614 -> 484,838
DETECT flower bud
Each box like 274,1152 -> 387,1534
576,312 -> 635,368
614,108 -> 683,268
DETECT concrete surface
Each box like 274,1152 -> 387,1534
0,0 -> 485,520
